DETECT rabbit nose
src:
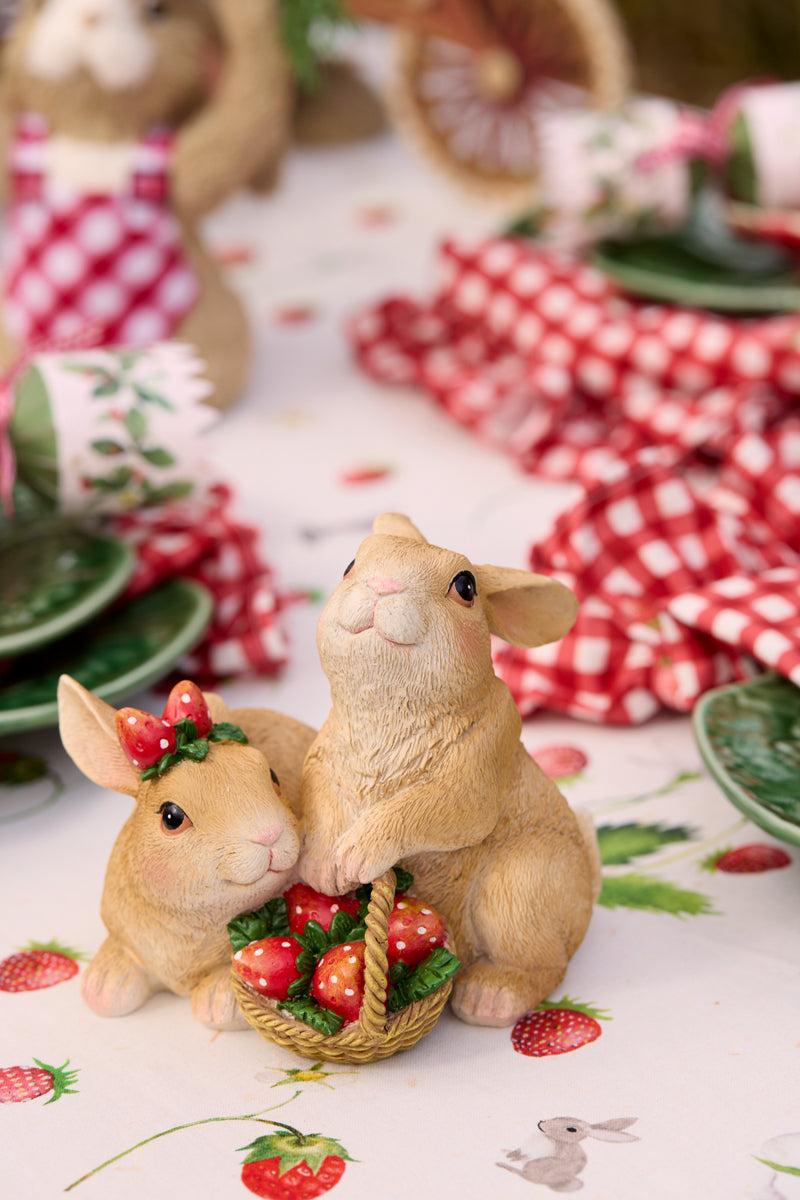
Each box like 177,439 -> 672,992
368,576 -> 404,595
251,824 -> 283,846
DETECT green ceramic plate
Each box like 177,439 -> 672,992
0,578 -> 213,734
592,236 -> 800,312
0,526 -> 135,657
693,673 -> 800,846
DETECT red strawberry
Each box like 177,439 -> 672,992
115,707 -> 176,770
284,883 -> 360,935
511,997 -> 609,1057
386,895 -> 446,968
311,942 -> 368,1024
233,936 -> 305,999
706,844 -> 792,874
0,940 -> 85,992
240,1127 -> 352,1199
0,1059 -> 79,1104
162,680 -> 212,737
531,744 -> 588,781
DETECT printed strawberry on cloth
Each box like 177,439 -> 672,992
350,237 -> 800,723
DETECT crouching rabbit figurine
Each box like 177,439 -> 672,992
298,513 -> 601,1028
58,675 -> 315,1029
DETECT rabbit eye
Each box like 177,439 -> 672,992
343,558 -> 355,578
448,570 -> 477,607
270,767 -> 282,796
566,1127 -> 578,1133
144,0 -> 168,18
159,802 -> 192,834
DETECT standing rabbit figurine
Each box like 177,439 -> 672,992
298,513 -> 602,1027
498,1116 -> 640,1191
0,0 -> 290,409
58,675 -> 316,1029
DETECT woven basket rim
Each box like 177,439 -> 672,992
231,868 -> 457,1052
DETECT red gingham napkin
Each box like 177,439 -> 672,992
110,483 -> 290,684
350,238 -> 800,723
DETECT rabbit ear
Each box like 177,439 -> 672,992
372,512 -> 427,543
477,565 -> 578,648
203,691 -> 231,724
57,675 -> 139,798
588,1118 -> 640,1143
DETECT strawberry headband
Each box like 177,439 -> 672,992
115,680 -> 248,779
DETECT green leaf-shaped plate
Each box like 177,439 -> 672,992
693,673 -> 800,846
0,526 -> 135,657
0,578 -> 213,734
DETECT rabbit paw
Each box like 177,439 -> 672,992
333,832 -> 396,892
191,967 -> 249,1030
297,851 -> 340,897
80,939 -> 159,1018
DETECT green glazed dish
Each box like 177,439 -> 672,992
0,526 -> 135,657
693,673 -> 800,846
0,578 -> 213,734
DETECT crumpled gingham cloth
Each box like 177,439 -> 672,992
350,237 -> 800,723
110,483 -> 290,685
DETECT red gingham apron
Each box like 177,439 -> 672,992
2,113 -> 200,346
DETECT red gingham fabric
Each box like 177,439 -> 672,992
3,114 -> 199,347
110,484 -> 290,684
349,237 -> 800,723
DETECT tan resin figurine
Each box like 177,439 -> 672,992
0,0 -> 290,409
58,675 -> 315,1029
298,513 -> 601,1028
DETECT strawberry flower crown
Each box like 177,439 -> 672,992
115,680 -> 248,779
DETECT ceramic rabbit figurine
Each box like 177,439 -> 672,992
0,0 -> 290,409
498,1117 -> 640,1191
298,513 -> 602,1028
58,675 -> 315,1029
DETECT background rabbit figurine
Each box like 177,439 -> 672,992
58,674 -> 315,1029
298,512 -> 602,1027
497,1116 -> 640,1192
0,0 -> 290,409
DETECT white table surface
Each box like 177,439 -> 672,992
2,29 -> 799,1200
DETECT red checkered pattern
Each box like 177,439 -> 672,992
3,114 -> 199,347
110,484 -> 290,684
350,237 -> 800,723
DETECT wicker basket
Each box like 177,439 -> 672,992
231,869 -> 456,1064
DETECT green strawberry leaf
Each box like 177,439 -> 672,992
34,1058 -> 80,1104
387,947 -> 460,1011
124,408 -> 147,442
140,447 -> 175,468
598,873 -> 717,916
393,866 -> 414,893
239,1129 -> 353,1172
228,897 -> 290,951
90,439 -> 124,456
296,920 -> 330,956
179,739 -> 209,762
208,723 -> 249,745
327,910 -> 359,945
538,995 -> 611,1021
596,822 -> 696,866
278,996 -> 344,1036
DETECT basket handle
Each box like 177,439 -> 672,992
357,868 -> 395,1038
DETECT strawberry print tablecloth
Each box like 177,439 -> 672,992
2,30 -> 799,1200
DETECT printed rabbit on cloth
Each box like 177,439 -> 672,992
350,238 -> 800,723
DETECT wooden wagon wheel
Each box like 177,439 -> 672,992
387,0 -> 631,204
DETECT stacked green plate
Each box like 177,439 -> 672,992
0,523 -> 212,734
693,673 -> 800,846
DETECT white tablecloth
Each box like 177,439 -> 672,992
2,31 -> 799,1200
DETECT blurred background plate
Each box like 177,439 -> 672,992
0,526 -> 135,657
693,672 -> 800,846
0,578 -> 213,735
